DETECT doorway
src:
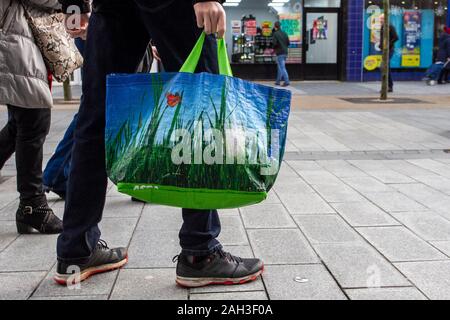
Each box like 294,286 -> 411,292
302,7 -> 342,80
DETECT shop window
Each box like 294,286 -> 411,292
227,0 -> 302,65
363,0 -> 448,71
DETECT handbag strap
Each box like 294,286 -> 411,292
180,32 -> 233,77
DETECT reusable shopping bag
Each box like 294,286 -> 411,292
105,33 -> 291,209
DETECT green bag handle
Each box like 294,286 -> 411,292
180,32 -> 233,77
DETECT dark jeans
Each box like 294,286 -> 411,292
388,52 -> 394,89
43,114 -> 78,195
43,39 -> 85,196
0,105 -> 50,206
57,0 -> 222,262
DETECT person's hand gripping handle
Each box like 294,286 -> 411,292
194,1 -> 226,39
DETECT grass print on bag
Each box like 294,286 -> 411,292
105,33 -> 291,209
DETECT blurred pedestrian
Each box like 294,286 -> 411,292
379,14 -> 399,93
0,0 -> 63,234
437,26 -> 450,84
273,21 -> 290,87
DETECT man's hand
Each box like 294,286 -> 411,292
194,1 -> 226,38
64,13 -> 90,40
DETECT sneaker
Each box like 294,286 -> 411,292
54,240 -> 128,285
274,83 -> 281,86
174,249 -> 264,288
16,203 -> 63,234
282,83 -> 290,87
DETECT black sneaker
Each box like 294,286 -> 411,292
174,249 -> 264,288
16,203 -> 63,234
54,240 -> 128,285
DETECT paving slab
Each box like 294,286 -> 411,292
110,268 -> 188,300
126,229 -> 180,268
248,229 -> 319,265
102,197 -> 144,218
310,183 -> 366,203
356,226 -> 446,262
0,271 -> 46,300
363,192 -> 426,212
264,265 -> 347,300
293,215 -> 361,243
0,221 -> 19,252
331,202 -> 400,227
240,204 -> 296,229
99,217 -> 138,248
395,261 -> 450,300
342,176 -> 394,194
275,190 -> 335,215
392,211 -> 450,241
217,216 -> 249,246
429,241 -> 450,257
314,242 -> 410,288
33,267 -> 119,298
0,234 -> 58,272
316,160 -> 367,178
345,287 -> 427,300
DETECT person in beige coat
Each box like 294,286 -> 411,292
0,0 -> 63,234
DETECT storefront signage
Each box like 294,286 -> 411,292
402,11 -> 421,67
364,55 -> 382,71
279,13 -> 302,42
231,20 -> 242,36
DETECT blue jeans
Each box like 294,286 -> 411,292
43,38 -> 85,196
57,0 -> 222,262
276,54 -> 290,85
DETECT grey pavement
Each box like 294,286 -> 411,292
3,103 -> 450,300
52,81 -> 450,100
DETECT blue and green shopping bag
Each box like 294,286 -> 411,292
105,33 -> 291,209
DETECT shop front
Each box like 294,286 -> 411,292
224,0 -> 450,82
224,0 -> 344,81
359,0 -> 450,81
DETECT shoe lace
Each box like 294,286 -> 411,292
172,255 -> 179,263
97,239 -> 109,250
217,248 -> 243,263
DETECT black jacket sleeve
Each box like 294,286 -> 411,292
59,0 -> 91,13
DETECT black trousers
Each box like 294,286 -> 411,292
0,105 -> 50,206
57,0 -> 222,261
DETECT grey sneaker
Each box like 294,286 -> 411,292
174,249 -> 264,288
54,240 -> 128,285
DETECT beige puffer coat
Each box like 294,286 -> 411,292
0,0 -> 61,109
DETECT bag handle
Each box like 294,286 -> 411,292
180,32 -> 233,77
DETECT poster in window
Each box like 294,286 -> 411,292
402,11 -> 421,67
279,13 -> 301,42
311,16 -> 328,41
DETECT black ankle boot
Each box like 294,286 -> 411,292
16,203 -> 63,234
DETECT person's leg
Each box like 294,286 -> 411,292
56,3 -> 150,262
275,55 -> 282,85
137,0 -> 263,288
10,105 -> 62,234
43,113 -> 78,197
12,106 -> 50,207
0,107 -> 17,170
280,54 -> 290,85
